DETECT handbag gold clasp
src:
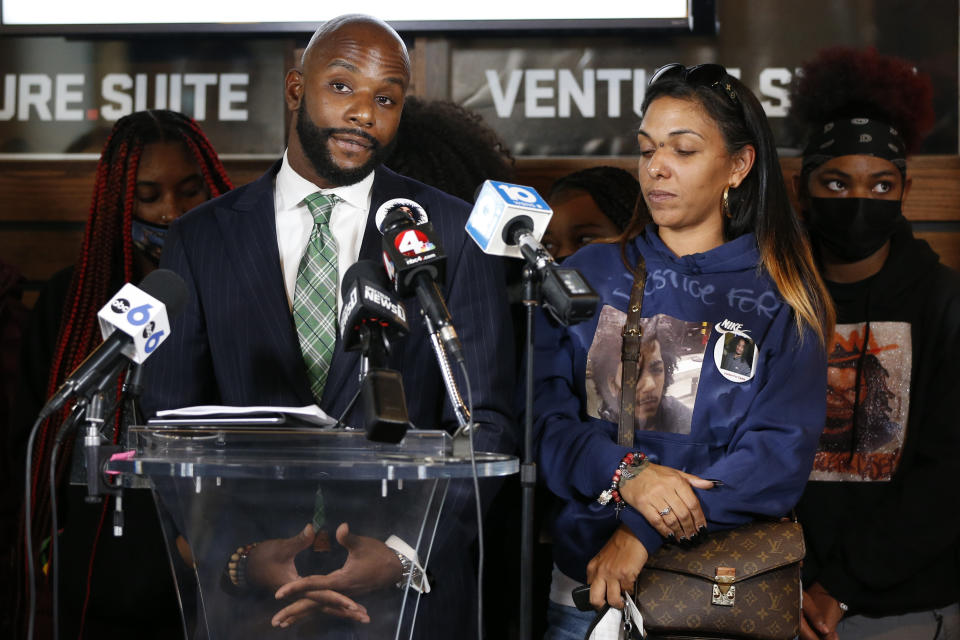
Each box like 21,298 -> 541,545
711,566 -> 736,606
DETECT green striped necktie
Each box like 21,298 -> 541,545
293,192 -> 340,401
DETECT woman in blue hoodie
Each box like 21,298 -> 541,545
534,64 -> 835,638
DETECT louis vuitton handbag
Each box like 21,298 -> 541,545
632,520 -> 803,640
618,256 -> 804,640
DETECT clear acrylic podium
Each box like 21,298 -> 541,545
106,424 -> 518,639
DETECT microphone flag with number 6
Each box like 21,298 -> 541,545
98,278 -> 175,363
41,269 -> 187,417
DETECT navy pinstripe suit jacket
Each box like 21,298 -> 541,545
142,162 -> 518,637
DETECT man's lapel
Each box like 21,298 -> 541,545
214,162 -> 314,405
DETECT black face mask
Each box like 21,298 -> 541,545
804,197 -> 903,263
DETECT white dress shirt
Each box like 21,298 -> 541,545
274,150 -> 374,313
272,152 -> 429,589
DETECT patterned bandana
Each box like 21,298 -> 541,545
802,117 -> 907,177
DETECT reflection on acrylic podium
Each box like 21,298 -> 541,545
107,425 -> 518,640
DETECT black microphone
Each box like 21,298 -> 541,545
340,259 -> 410,367
506,219 -> 599,327
40,269 -> 187,419
376,199 -> 465,364
339,259 -> 411,443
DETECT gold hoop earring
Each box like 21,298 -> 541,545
722,185 -> 732,218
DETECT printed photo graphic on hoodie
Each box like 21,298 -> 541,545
585,307 -> 710,435
712,321 -> 758,383
809,321 -> 912,482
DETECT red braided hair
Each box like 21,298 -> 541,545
20,110 -> 233,633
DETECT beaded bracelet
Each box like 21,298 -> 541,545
227,543 -> 258,588
597,451 -> 648,515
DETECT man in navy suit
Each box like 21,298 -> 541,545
143,13 -> 516,638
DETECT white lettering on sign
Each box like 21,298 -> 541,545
525,69 -> 555,118
558,69 -> 594,118
487,69 -> 522,118
219,74 -> 249,120
0,72 -> 251,122
0,76 -> 13,120
102,73 -> 133,120
19,74 -> 52,121
482,66 -> 803,120
55,74 -> 84,121
596,69 -> 631,117
183,73 -> 218,120
758,67 -> 792,118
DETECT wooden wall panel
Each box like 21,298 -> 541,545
0,161 -> 100,223
0,158 -> 273,224
916,232 -> 960,272
1,228 -> 84,282
3,155 -> 959,309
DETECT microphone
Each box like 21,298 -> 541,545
377,198 -> 465,364
466,180 -> 599,326
339,259 -> 411,443
40,269 -> 187,419
340,259 -> 410,367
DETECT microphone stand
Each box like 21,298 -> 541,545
517,256 -> 597,639
422,312 -> 472,454
519,264 -> 539,640
83,361 -> 128,504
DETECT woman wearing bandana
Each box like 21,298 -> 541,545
790,48 -> 960,640
9,110 -> 232,638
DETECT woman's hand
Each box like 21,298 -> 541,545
586,524 -> 649,610
618,462 -> 713,541
799,582 -> 844,640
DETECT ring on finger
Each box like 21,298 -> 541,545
658,506 -> 672,517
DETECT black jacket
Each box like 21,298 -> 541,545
797,219 -> 960,615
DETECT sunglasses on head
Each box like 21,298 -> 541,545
648,63 -> 739,105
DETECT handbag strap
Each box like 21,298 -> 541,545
618,253 -> 647,448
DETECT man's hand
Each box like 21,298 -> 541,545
271,591 -> 370,629
245,523 -> 315,591
618,462 -> 712,541
799,582 -> 844,640
274,522 -> 404,601
586,524 -> 649,610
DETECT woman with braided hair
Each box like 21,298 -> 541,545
789,47 -> 960,640
10,109 -> 232,638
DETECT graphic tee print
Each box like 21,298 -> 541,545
809,321 -> 912,481
585,306 -> 710,435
